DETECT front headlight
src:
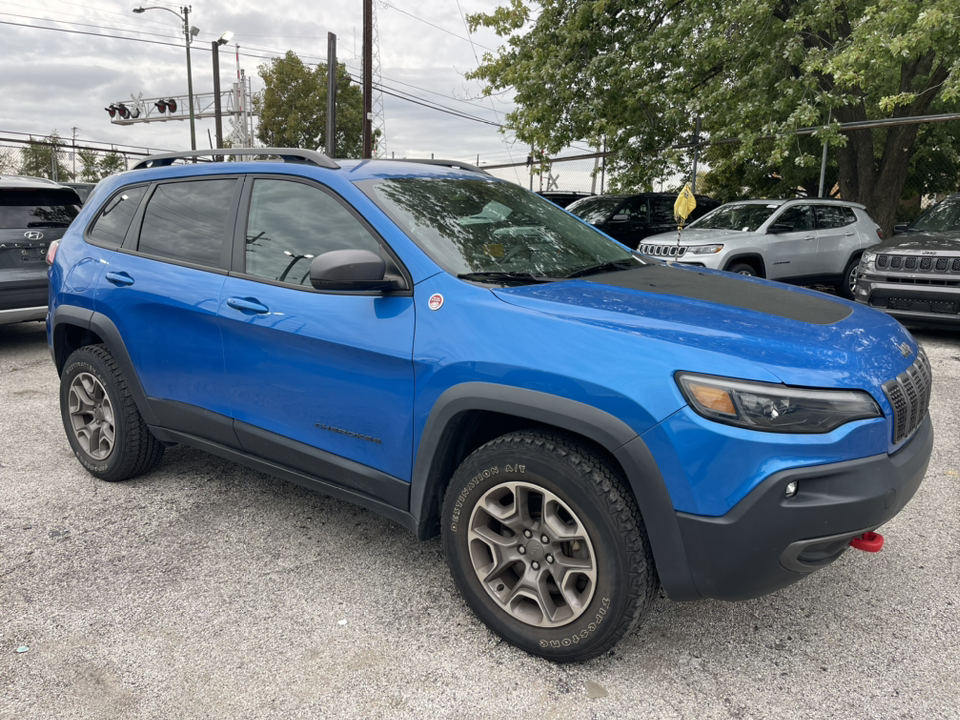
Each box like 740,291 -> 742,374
688,244 -> 724,255
676,373 -> 881,433
860,250 -> 877,268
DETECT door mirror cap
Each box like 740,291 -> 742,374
893,223 -> 909,234
608,213 -> 630,223
309,249 -> 393,291
767,222 -> 794,234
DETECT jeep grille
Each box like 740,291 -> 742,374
882,350 -> 932,445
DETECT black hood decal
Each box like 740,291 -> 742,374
585,265 -> 853,326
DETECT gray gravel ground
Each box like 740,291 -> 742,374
1,320 -> 958,720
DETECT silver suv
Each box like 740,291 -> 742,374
640,199 -> 883,298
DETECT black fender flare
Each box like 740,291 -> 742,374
51,307 -> 159,426
411,382 -> 699,600
723,253 -> 766,277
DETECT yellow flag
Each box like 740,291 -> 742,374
674,184 -> 697,225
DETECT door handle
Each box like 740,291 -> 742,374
802,235 -> 816,241
844,231 -> 856,236
104,271 -> 134,287
226,296 -> 269,314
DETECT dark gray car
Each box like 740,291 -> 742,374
1,175 -> 81,325
855,193 -> 960,328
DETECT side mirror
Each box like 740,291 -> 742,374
309,249 -> 393,291
767,222 -> 794,234
893,223 -> 909,235
608,213 -> 631,223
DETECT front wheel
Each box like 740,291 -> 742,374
836,256 -> 861,300
728,262 -> 757,276
441,431 -> 658,661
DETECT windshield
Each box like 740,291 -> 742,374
688,203 -> 779,232
909,197 -> 960,232
566,195 -> 624,224
0,189 -> 80,229
360,178 -> 638,278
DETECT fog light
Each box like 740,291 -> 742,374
785,481 -> 798,498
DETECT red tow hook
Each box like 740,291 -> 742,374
850,531 -> 884,553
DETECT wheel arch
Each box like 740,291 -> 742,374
411,382 -> 700,600
52,308 -> 158,426
723,254 -> 766,277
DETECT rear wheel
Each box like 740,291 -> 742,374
441,431 -> 658,661
60,345 -> 164,482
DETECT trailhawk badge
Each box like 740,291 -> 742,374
428,293 -> 444,311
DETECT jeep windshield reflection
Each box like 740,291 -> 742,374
689,203 -> 778,232
361,177 -> 641,281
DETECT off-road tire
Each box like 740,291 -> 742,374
60,344 -> 164,482
441,430 -> 658,662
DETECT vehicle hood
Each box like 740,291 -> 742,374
643,227 -> 752,245
876,231 -> 960,253
491,263 -> 915,393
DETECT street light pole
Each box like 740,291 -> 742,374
132,5 -> 198,151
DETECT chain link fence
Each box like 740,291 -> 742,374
0,132 -> 161,183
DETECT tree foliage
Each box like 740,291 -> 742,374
77,148 -> 127,181
19,131 -> 73,181
467,0 -> 960,232
254,51 -> 364,156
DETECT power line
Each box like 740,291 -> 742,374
0,18 -> 505,129
379,1 -> 495,53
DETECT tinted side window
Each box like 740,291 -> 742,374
618,198 -> 648,222
775,205 -> 814,232
815,205 -> 853,229
138,179 -> 236,267
243,179 -> 382,285
650,198 -> 674,222
88,186 -> 147,247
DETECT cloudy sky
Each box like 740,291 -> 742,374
1,0 -> 536,176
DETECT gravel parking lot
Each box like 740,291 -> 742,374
1,320 -> 958,720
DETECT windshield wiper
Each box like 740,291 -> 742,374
563,259 -> 638,279
457,271 -> 557,285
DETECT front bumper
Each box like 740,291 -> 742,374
674,415 -> 932,600
856,273 -> 960,327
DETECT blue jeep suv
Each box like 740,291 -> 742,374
47,149 -> 933,662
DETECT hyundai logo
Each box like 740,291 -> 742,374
23,231 -> 44,240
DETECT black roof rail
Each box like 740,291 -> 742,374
386,158 -> 490,176
132,148 -> 340,170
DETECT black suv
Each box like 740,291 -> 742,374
567,192 -> 721,249
1,175 -> 81,325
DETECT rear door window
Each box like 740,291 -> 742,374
0,189 -> 80,229
137,179 -> 238,268
815,205 -> 854,229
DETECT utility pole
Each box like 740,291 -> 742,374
691,115 -> 701,194
362,0 -> 372,158
182,5 -> 197,151
212,41 -> 223,149
326,32 -> 337,157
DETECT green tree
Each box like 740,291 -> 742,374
254,51 -> 363,156
78,148 -> 101,182
19,131 -> 73,181
467,0 -> 960,234
99,152 -> 127,178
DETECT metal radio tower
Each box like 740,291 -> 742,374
370,1 -> 387,157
